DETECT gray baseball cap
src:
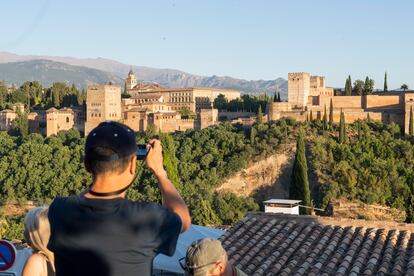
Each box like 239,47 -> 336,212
183,238 -> 227,276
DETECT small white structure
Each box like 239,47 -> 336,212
263,199 -> 302,215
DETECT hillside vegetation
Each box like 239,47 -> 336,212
0,119 -> 296,239
307,119 -> 414,222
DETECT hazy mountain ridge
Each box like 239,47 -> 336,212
0,52 -> 287,97
0,60 -> 123,88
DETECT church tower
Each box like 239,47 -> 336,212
125,68 -> 137,91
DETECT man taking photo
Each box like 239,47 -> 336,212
47,121 -> 191,276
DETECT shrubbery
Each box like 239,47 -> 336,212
308,120 -> 414,222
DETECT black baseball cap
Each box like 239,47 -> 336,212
85,121 -> 138,161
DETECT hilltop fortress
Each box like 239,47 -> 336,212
268,72 -> 414,134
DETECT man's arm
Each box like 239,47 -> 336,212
146,139 -> 191,232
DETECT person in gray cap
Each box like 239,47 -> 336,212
181,238 -> 247,276
47,121 -> 191,276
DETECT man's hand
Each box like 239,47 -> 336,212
146,139 -> 166,176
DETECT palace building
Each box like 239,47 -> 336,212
83,79 -> 224,135
268,72 -> 414,134
125,69 -> 240,112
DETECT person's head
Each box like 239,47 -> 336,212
183,238 -> 229,276
84,121 -> 137,181
24,207 -> 54,269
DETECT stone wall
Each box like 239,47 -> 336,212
218,111 -> 255,121
177,119 -> 195,131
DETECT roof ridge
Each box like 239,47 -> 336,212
247,212 -> 414,231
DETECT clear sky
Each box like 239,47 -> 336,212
0,0 -> 413,89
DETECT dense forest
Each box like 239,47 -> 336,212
0,118 -> 297,239
307,118 -> 414,222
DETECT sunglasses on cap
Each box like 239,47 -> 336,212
179,257 -> 217,274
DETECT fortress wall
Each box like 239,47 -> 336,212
366,95 -> 403,109
276,111 -> 306,122
177,119 -> 195,131
319,96 -> 363,109
331,110 -> 382,123
218,111 -> 256,120
319,95 -> 403,110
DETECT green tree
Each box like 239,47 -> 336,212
363,77 -> 374,95
410,106 -> 413,136
384,72 -> 388,92
277,92 -> 281,102
323,104 -> 327,130
250,127 -> 256,145
0,81 -> 7,109
289,130 -> 312,214
160,132 -> 181,189
353,80 -> 364,96
192,198 -> 221,225
401,84 -> 409,92
256,105 -> 263,124
306,112 -> 309,128
345,75 -> 352,96
309,110 -> 313,122
11,110 -> 28,137
367,112 -> 371,123
339,109 -> 346,144
329,98 -> 333,129
213,94 -> 228,110
273,91 -> 278,102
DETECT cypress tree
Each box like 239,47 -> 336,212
384,72 -> 388,92
309,110 -> 313,122
357,121 -> 362,140
306,112 -> 309,128
160,133 -> 181,188
277,92 -> 281,102
410,106 -> 413,136
363,76 -> 373,95
289,131 -> 312,214
345,76 -> 352,96
250,127 -> 256,144
339,109 -> 346,143
329,98 -> 333,129
323,104 -> 327,130
273,92 -> 278,102
257,105 -> 263,124
344,78 -> 349,96
124,81 -> 128,94
367,112 -> 371,123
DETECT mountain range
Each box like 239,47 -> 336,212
0,52 -> 287,98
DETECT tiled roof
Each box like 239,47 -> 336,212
219,213 -> 414,276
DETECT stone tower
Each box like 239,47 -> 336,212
288,72 -> 310,108
125,68 -> 137,91
84,84 -> 122,134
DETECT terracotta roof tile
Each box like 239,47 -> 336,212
219,213 -> 414,275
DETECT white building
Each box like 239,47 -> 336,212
263,199 -> 302,215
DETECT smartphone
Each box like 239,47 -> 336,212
136,144 -> 147,160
